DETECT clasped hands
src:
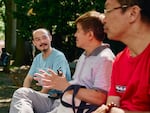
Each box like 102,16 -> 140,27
33,69 -> 70,91
92,104 -> 124,113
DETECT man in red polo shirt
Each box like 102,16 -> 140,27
94,0 -> 150,113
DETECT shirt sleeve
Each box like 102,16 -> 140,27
94,57 -> 113,92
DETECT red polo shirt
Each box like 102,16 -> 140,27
109,44 -> 150,111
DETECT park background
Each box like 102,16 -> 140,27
0,0 -> 125,112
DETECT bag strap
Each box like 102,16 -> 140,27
60,85 -> 86,113
77,101 -> 98,113
61,84 -> 99,113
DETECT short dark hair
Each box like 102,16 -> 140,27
75,10 -> 105,41
117,0 -> 150,22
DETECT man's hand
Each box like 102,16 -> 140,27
92,104 -> 108,113
33,69 -> 70,91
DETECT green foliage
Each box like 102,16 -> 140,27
13,0 -> 105,61
0,0 -> 5,40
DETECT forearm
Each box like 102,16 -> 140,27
23,79 -> 31,87
23,75 -> 33,87
73,88 -> 107,105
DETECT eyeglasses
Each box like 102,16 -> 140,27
104,5 -> 128,14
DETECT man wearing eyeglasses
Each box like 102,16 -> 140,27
93,0 -> 150,113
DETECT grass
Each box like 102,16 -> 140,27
0,66 -> 29,113
0,63 -> 75,113
0,72 -> 18,113
0,65 -> 43,113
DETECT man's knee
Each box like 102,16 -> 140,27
13,87 -> 32,98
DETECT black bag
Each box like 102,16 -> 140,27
60,84 -> 99,113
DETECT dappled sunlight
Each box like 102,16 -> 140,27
0,98 -> 11,104
0,65 -> 41,112
0,98 -> 11,112
0,70 -> 21,112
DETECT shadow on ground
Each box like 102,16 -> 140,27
0,66 -> 29,113
0,72 -> 18,113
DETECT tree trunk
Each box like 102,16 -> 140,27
4,0 -> 16,60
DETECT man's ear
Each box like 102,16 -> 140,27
32,40 -> 36,46
128,5 -> 141,23
88,31 -> 94,40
